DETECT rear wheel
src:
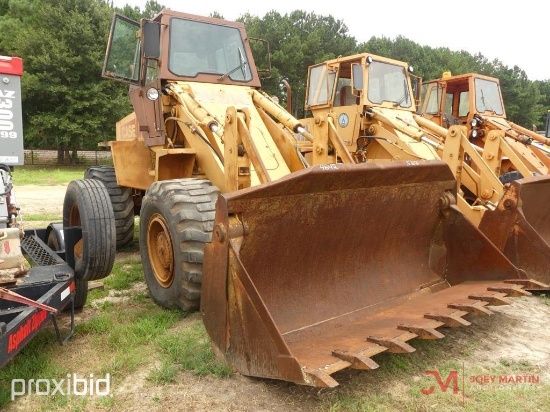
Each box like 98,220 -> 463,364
84,166 -> 135,249
139,179 -> 219,311
63,179 -> 116,282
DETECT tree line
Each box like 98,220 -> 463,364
1,0 -> 548,159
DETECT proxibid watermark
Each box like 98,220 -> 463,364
11,373 -> 111,401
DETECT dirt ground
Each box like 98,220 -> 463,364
6,185 -> 550,411
14,184 -> 68,228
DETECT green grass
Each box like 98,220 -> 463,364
539,293 -> 550,306
0,330 -> 67,406
11,165 -> 87,185
103,257 -> 144,290
22,213 -> 62,222
149,322 -> 233,384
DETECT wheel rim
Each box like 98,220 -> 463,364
147,213 -> 174,288
69,204 -> 83,260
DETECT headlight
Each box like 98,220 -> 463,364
470,129 -> 484,139
470,118 -> 479,128
146,87 -> 160,101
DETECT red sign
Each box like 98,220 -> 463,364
0,56 -> 23,76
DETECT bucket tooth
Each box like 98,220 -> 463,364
304,368 -> 340,388
424,311 -> 471,327
331,349 -> 380,370
367,333 -> 416,353
447,301 -> 494,316
397,324 -> 445,339
503,279 -> 550,291
468,292 -> 512,306
487,284 -> 531,297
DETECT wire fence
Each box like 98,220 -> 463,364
23,149 -> 113,166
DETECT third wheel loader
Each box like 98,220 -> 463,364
95,10 -> 544,387
418,71 -> 550,285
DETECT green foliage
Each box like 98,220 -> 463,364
1,0 -> 131,152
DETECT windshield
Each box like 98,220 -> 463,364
102,14 -> 141,82
422,83 -> 442,115
168,18 -> 252,81
474,78 -> 504,115
367,61 -> 411,107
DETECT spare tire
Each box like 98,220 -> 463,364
63,179 -> 116,281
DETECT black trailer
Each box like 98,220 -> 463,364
0,225 -> 77,368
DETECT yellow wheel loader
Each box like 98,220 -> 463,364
99,11 -> 542,387
419,72 -> 550,174
417,72 -> 550,285
301,54 -> 550,288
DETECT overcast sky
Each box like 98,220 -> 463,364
111,0 -> 547,81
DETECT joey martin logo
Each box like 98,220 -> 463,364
11,373 -> 111,400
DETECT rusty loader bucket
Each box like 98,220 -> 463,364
479,174 -> 550,288
201,160 -> 541,387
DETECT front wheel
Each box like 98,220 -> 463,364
139,179 -> 219,311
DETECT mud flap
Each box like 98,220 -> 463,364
201,160 -> 542,387
479,174 -> 550,288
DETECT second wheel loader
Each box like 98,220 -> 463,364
97,10 -> 543,387
301,53 -> 550,288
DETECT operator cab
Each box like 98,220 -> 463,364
420,73 -> 506,128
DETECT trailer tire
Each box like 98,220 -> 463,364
46,225 -> 88,309
139,179 -> 219,311
72,278 -> 89,310
46,223 -> 65,251
84,166 -> 135,249
63,179 -> 116,281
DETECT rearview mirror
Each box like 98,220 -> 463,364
142,21 -> 160,59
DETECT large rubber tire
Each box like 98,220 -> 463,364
63,179 -> 116,281
139,179 -> 219,311
72,278 -> 89,310
84,166 -> 135,249
46,224 -> 88,310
